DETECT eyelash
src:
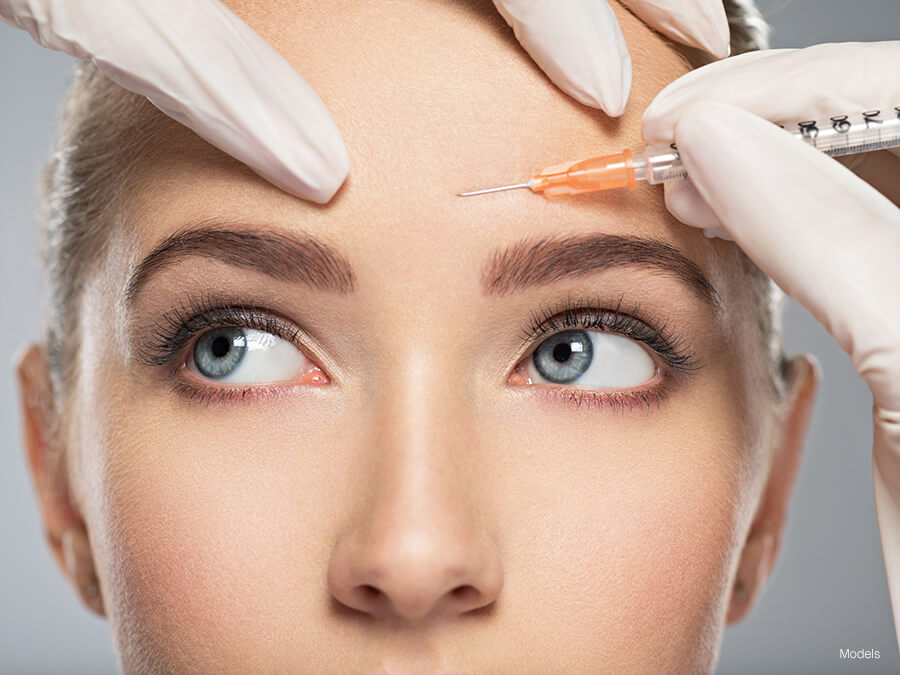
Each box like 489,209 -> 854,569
139,292 -> 307,406
515,293 -> 703,413
140,292 -> 703,410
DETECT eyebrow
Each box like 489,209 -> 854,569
482,232 -> 721,311
124,226 -> 719,313
123,224 -> 356,305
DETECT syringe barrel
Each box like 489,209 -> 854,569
635,144 -> 687,184
783,107 -> 900,156
637,105 -> 900,185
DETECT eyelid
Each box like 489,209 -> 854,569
541,331 -> 665,382
179,330 -> 326,389
138,304 -> 301,368
510,335 -> 679,415
135,292 -> 352,394
152,312 -> 331,406
517,295 -> 704,376
524,376 -> 675,414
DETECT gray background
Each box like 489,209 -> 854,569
1,2 -> 898,673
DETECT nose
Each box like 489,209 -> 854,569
327,357 -> 503,624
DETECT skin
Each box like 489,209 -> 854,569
16,1 -> 820,672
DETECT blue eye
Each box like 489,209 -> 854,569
532,329 -> 593,383
529,329 -> 657,388
194,327 -> 247,379
190,327 -> 308,384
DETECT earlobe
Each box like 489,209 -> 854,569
726,353 -> 821,625
726,530 -> 774,624
62,525 -> 106,616
14,342 -> 105,617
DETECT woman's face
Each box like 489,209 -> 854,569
60,1 -> 782,672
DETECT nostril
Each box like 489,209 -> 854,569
359,584 -> 380,601
451,585 -> 477,601
348,584 -> 382,612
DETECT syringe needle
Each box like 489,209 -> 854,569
459,106 -> 900,200
457,182 -> 531,197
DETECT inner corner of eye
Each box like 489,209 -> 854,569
508,359 -> 533,386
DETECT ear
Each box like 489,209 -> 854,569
14,343 -> 105,617
726,353 -> 821,624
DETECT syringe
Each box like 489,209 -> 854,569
458,106 -> 900,198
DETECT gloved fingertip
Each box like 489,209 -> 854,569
702,226 -> 733,241
589,41 -> 632,117
703,15 -> 731,59
304,173 -> 349,205
641,88 -> 683,143
496,0 -> 634,116
621,0 -> 730,59
259,142 -> 350,204
591,72 -> 631,118
304,164 -> 351,204
554,6 -> 632,117
596,7 -> 633,118
543,50 -> 632,117
287,121 -> 351,203
664,178 -> 723,230
641,108 -> 672,144
313,144 -> 352,203
681,0 -> 731,59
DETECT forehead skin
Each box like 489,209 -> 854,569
72,1 -> 776,672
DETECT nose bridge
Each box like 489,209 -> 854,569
363,265 -> 481,519
378,342 -> 474,477
327,330 -> 502,622
368,341 -> 479,563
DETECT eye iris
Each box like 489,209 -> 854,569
194,327 -> 247,379
533,329 -> 593,383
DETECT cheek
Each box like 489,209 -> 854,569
79,391 -> 346,671
490,377 -> 750,670
95,427 -> 300,669
608,450 -> 738,645
501,433 -> 741,671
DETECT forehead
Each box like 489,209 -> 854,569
224,0 -> 689,170
225,0 -> 691,190
125,0 -> 709,245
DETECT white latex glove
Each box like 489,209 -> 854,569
0,0 -> 350,203
642,41 -> 900,645
492,0 -> 731,116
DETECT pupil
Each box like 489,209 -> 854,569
553,342 -> 572,362
211,336 -> 231,358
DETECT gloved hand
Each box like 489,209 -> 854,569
642,41 -> 900,645
491,0 -> 730,116
0,0 -> 349,203
1,0 -> 729,203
